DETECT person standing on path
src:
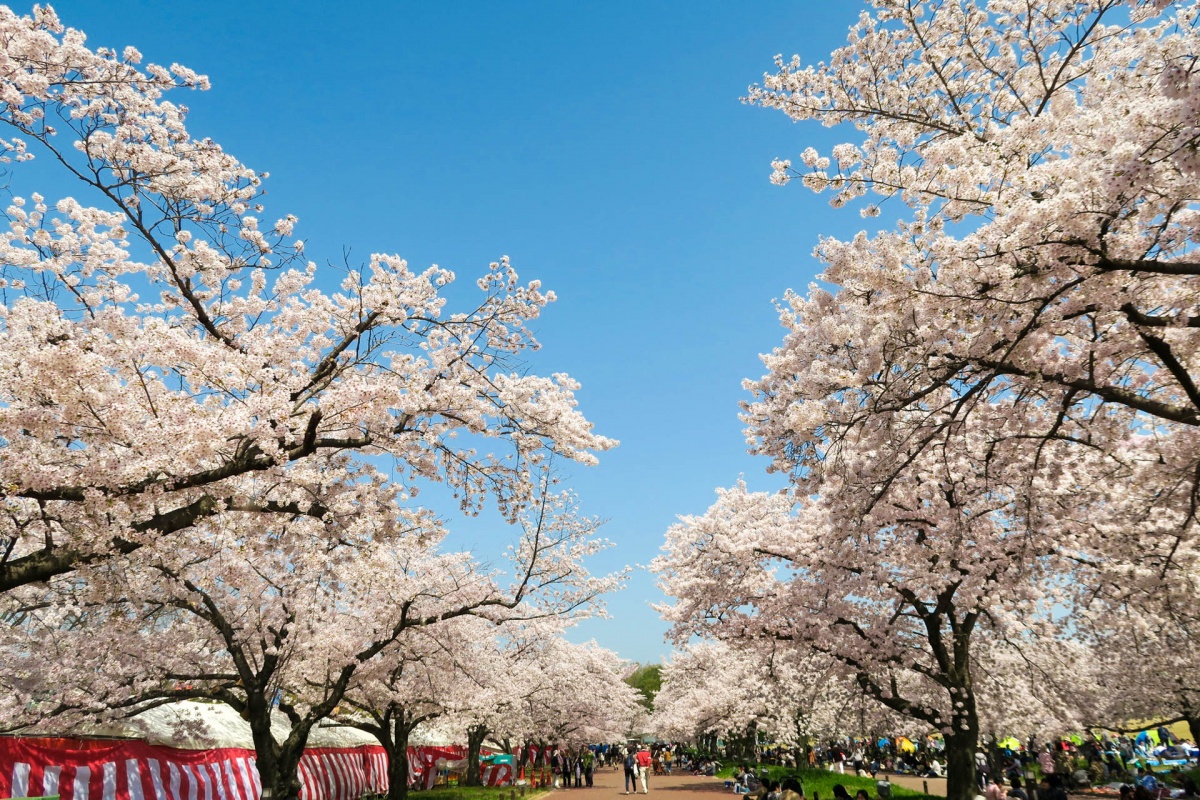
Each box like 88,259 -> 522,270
1038,745 -> 1055,778
583,748 -> 595,788
637,746 -> 653,793
624,750 -> 638,794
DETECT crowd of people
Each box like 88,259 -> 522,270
536,731 -> 1199,799
746,732 -> 1200,799
544,742 -> 691,793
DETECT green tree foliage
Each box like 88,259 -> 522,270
625,664 -> 662,711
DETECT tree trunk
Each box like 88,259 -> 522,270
1180,694 -> 1200,745
251,741 -> 305,800
246,698 -> 305,800
464,725 -> 488,787
944,725 -> 979,800
386,720 -> 412,800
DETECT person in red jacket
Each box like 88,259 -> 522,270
636,746 -> 653,794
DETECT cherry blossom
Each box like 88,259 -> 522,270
653,4 -> 1200,796
0,4 -> 614,594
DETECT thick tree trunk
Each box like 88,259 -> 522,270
246,699 -> 305,800
385,721 -> 412,800
944,727 -> 979,800
464,725 -> 488,787
251,739 -> 305,800
1180,694 -> 1200,745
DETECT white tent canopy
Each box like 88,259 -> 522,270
86,701 -> 378,750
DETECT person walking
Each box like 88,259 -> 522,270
1038,745 -> 1056,778
624,749 -> 638,795
637,746 -> 653,793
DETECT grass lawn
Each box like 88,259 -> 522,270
416,786 -> 551,800
714,766 -> 939,800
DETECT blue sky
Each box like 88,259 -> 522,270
45,1 -> 866,665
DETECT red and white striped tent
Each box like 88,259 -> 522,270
0,702 -> 509,800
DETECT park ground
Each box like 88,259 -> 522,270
527,764 -> 948,800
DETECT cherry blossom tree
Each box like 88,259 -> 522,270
651,640 -> 900,752
655,443 -> 1089,800
748,0 -> 1199,448
0,4 -> 613,593
332,617 -> 496,800
2,472 -> 616,800
415,626 -> 640,786
1073,582 -> 1200,741
665,4 -> 1200,796
505,635 -> 644,749
742,0 -> 1200,600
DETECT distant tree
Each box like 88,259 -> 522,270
624,664 -> 662,712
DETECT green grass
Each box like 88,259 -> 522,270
714,766 -> 939,800
415,786 -> 551,800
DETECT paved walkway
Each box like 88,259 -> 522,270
542,766 -> 727,798
536,766 -> 948,799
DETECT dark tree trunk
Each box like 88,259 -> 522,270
945,732 -> 978,800
248,707 -> 306,800
1180,694 -> 1200,745
465,725 -> 488,787
944,689 -> 980,800
1180,714 -> 1200,748
385,720 -> 413,800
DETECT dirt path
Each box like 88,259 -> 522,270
537,766 -> 948,800
878,773 -> 948,797
542,765 -> 728,799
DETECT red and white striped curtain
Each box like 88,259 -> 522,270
0,738 -> 506,800
0,738 -> 388,800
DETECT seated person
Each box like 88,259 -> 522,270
780,778 -> 804,800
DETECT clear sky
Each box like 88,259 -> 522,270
45,0 -> 867,665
